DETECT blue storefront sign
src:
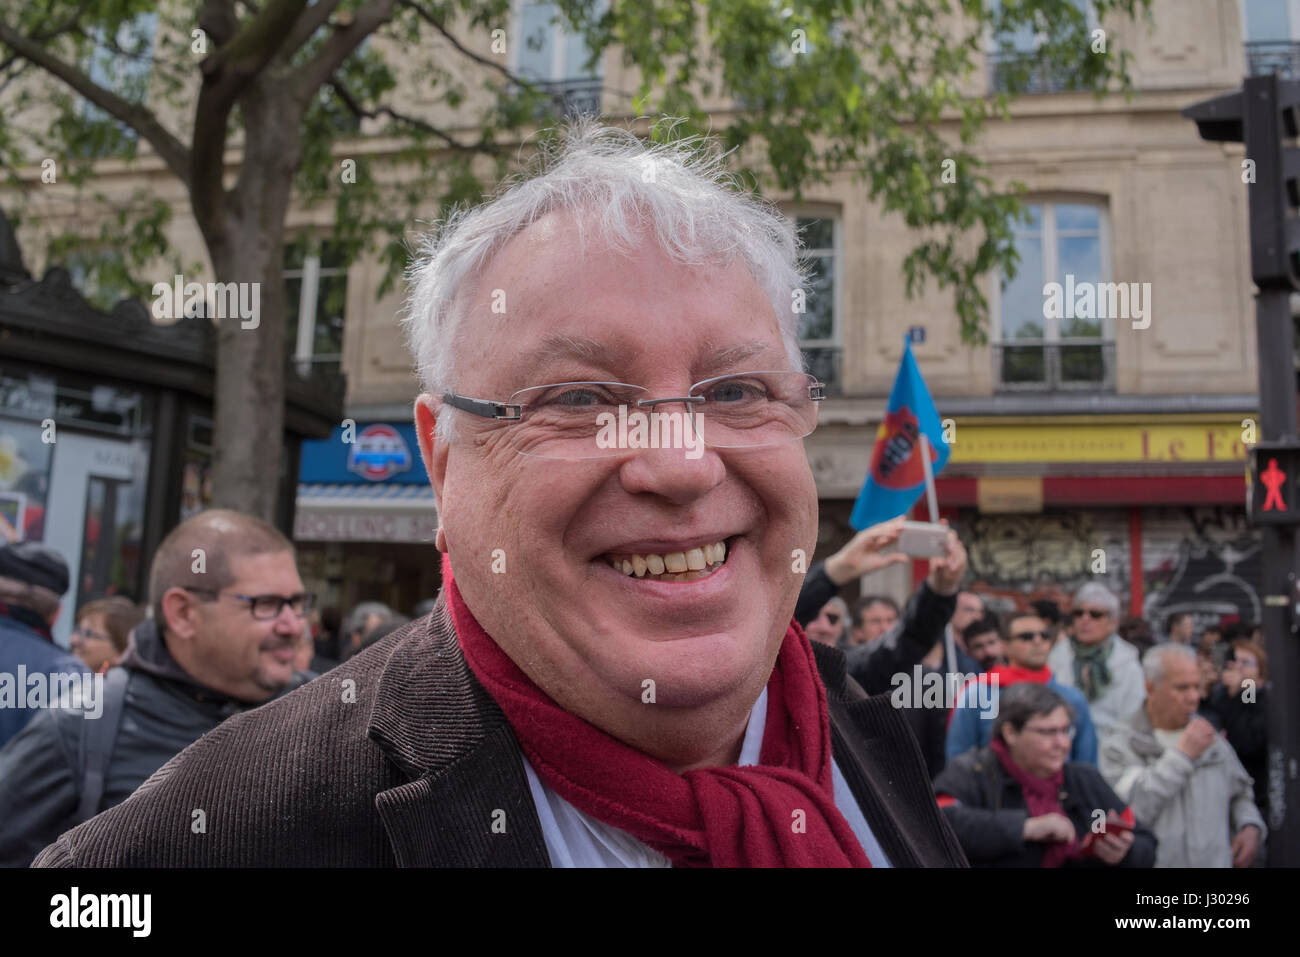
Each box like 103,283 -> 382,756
299,422 -> 429,485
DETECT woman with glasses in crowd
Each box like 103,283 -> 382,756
934,682 -> 1156,868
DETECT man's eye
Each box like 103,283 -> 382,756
706,380 -> 765,403
538,387 -> 612,408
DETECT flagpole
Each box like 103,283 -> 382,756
919,433 -> 939,523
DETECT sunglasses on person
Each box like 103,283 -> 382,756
1010,630 -> 1052,642
1071,608 -> 1110,620
823,612 -> 841,625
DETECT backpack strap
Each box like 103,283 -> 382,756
74,667 -> 131,824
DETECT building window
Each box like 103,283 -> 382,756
78,12 -> 158,156
512,0 -> 603,116
793,214 -> 841,394
987,0 -> 1092,95
995,201 -> 1113,391
284,242 -> 348,377
1243,0 -> 1300,77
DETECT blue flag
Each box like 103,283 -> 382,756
850,337 -> 950,530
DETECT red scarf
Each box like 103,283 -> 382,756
442,554 -> 870,868
988,663 -> 1053,687
989,736 -> 1081,868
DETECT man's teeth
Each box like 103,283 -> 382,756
606,541 -> 728,579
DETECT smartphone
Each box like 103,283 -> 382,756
896,521 -> 949,558
1103,813 -> 1135,833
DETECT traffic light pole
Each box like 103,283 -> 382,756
1188,73 -> 1300,866
1254,284 -> 1300,867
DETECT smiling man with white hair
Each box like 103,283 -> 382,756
35,119 -> 965,868
1047,582 -> 1146,737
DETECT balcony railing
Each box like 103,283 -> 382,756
519,77 -> 602,118
1245,41 -> 1300,78
802,345 -> 842,397
987,50 -> 1075,95
994,340 -> 1115,392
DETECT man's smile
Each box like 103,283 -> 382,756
601,537 -> 732,582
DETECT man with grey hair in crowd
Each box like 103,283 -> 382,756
1047,582 -> 1145,737
1100,643 -> 1264,867
36,118 -> 964,868
340,600 -> 399,661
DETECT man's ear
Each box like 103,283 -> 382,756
415,395 -> 451,552
161,587 -> 200,643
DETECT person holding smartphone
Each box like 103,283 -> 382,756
934,683 -> 1155,868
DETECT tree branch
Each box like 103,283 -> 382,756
0,21 -> 192,187
397,0 -> 523,85
191,0 -> 311,232
288,0 -> 398,105
328,77 -> 504,155
198,0 -> 241,50
280,0 -> 346,60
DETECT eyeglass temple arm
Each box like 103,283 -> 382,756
442,392 -> 522,421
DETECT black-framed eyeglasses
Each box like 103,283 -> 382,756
1011,630 -> 1052,643
184,587 -> 316,620
1071,608 -> 1110,620
442,371 -> 825,460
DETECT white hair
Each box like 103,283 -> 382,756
1143,642 -> 1197,685
401,117 -> 810,444
1073,582 -> 1119,618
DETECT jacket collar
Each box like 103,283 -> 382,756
366,595 -> 951,867
367,595 -> 549,866
1125,704 -> 1223,765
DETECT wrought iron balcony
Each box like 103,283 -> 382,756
987,50 -> 1075,95
802,345 -> 842,397
1245,41 -> 1300,78
518,77 -> 602,118
994,339 -> 1115,392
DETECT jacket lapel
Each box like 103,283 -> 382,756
367,596 -> 549,867
813,641 -> 968,867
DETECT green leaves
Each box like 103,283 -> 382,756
0,0 -> 1150,346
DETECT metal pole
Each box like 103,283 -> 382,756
1257,286 -> 1300,867
1245,73 -> 1300,867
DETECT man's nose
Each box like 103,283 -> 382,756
271,605 -> 304,634
615,444 -> 726,504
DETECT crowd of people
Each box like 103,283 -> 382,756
0,514 -> 423,866
796,517 -> 1271,869
0,508 -> 1273,869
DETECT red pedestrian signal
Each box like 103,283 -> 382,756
1249,443 -> 1300,524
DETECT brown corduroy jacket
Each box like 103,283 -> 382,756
34,594 -> 968,867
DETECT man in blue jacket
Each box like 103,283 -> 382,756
946,610 -> 1099,766
0,542 -> 87,750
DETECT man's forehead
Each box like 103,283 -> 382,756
514,332 -> 778,383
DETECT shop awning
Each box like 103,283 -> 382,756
293,482 -> 438,542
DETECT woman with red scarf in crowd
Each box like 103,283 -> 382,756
935,682 -> 1156,867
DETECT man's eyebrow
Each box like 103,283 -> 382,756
697,339 -> 777,377
517,334 -> 782,384
520,334 -> 635,381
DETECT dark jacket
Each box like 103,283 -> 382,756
0,608 -> 88,750
794,562 -> 839,627
844,582 -> 956,696
0,618 -> 303,867
933,746 -> 1157,868
1208,683 -> 1268,817
35,594 -> 969,868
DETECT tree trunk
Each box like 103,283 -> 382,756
201,78 -> 303,521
